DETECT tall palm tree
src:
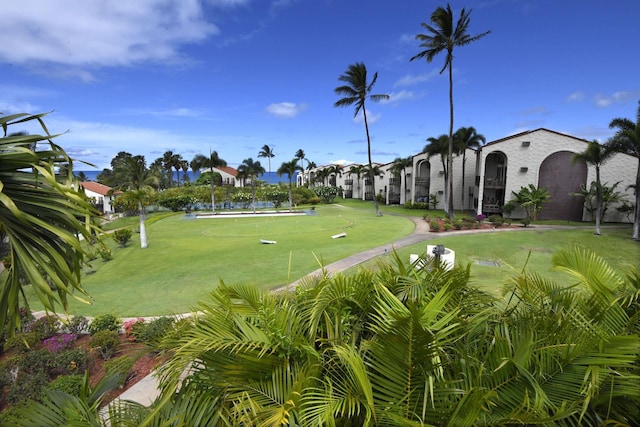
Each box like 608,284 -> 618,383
572,140 -> 614,235
348,164 -> 366,199
277,159 -> 303,212
0,112 -> 101,330
362,163 -> 385,201
334,62 -> 389,216
120,155 -> 158,249
258,144 -> 275,179
606,100 -> 640,240
172,154 -> 187,187
390,156 -> 413,202
161,150 -> 176,188
454,126 -> 485,211
424,134 -> 450,209
237,157 -> 265,213
200,150 -> 227,213
325,164 -> 343,187
295,149 -> 306,169
411,4 -> 490,219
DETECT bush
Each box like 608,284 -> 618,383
112,228 -> 133,247
43,333 -> 77,353
89,314 -> 121,335
4,332 -> 39,353
89,330 -> 120,360
98,246 -> 113,261
443,222 -> 452,231
48,374 -> 84,396
52,348 -> 88,375
429,221 -> 442,232
123,317 -> 145,342
29,316 -> 60,340
406,201 -> 429,210
18,349 -> 53,376
66,315 -> 89,334
6,372 -> 49,405
488,215 -> 505,227
453,220 -> 463,230
135,316 -> 175,346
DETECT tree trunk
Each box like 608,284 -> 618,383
139,203 -> 147,249
594,167 -> 601,235
363,107 -> 382,217
447,59 -> 455,219
634,163 -> 640,240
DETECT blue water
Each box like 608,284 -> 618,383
75,170 -> 298,185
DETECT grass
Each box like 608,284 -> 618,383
24,204 -> 414,317
349,226 -> 639,297
20,200 -> 639,316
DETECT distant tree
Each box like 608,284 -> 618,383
76,171 -> 89,182
390,156 -> 413,201
237,158 -> 265,213
572,140 -> 614,235
277,159 -> 303,212
258,144 -> 275,177
606,100 -> 640,240
118,155 -> 158,249
295,149 -> 306,169
571,181 -> 627,224
454,126 -> 485,211
325,164 -> 343,187
334,62 -> 389,216
411,4 -> 490,218
161,150 -> 177,188
348,164 -> 366,198
423,134 -> 450,208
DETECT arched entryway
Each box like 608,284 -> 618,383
538,151 -> 587,221
414,160 -> 430,203
482,152 -> 507,215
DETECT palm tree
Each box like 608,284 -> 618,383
411,4 -> 490,219
200,150 -> 227,213
119,155 -> 158,249
161,150 -> 176,188
237,157 -> 265,213
424,134 -> 450,209
362,163 -> 385,201
454,126 -> 485,211
606,100 -> 640,240
512,184 -> 551,223
0,112 -> 101,330
295,149 -> 306,185
572,140 -> 614,235
277,159 -> 303,212
258,144 -> 275,179
348,164 -> 366,199
390,156 -> 413,202
172,155 -> 187,187
325,164 -> 343,187
334,62 -> 389,217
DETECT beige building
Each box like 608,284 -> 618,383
302,128 -> 637,222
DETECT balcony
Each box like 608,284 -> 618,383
415,177 -> 429,185
389,177 -> 400,185
483,177 -> 505,188
344,179 -> 353,186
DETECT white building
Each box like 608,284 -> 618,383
80,181 -> 120,214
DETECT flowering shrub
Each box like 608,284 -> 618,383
475,214 -> 487,222
43,334 -> 77,353
123,317 -> 145,342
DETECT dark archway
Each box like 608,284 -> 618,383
538,151 -> 587,221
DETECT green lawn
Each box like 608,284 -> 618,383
349,226 -> 639,297
21,200 -> 639,317
24,204 -> 415,317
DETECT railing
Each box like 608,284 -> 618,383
344,179 -> 353,185
484,177 -> 505,187
415,177 -> 429,185
389,177 -> 400,185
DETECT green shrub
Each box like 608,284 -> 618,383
112,228 -> 133,247
443,222 -> 452,231
453,220 -> 463,230
52,348 -> 88,375
135,316 -> 175,346
98,245 -> 113,261
48,374 -> 84,396
4,332 -> 39,353
429,221 -> 442,232
19,349 -> 53,376
89,330 -> 120,360
66,315 -> 89,334
29,316 -> 60,340
6,372 -> 49,405
406,201 -> 429,210
488,215 -> 505,227
89,314 -> 121,335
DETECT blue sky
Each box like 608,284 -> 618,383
2,0 -> 639,172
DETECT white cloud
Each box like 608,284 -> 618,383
394,70 -> 439,87
265,102 -> 307,119
381,90 -> 422,105
1,0 -> 219,67
594,91 -> 636,108
565,91 -> 585,102
329,159 -> 353,166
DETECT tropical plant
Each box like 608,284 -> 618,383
606,99 -> 640,240
411,4 -> 490,218
0,112 -> 101,331
203,150 -> 227,213
325,164 -> 343,187
258,144 -> 276,176
334,62 -> 389,217
390,156 -> 413,197
348,164 -> 366,199
362,163 -> 385,202
454,126 -> 485,211
277,159 -> 303,212
511,184 -> 551,222
572,140 -> 614,235
112,228 -> 133,247
237,157 -> 265,213
570,181 -> 627,224
424,134 -> 450,207
118,155 -> 158,249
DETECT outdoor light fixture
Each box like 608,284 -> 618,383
520,167 -> 528,172
522,141 -> 531,147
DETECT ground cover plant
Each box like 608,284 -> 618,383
21,204 -> 414,316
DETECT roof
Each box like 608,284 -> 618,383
212,166 -> 238,177
80,181 -> 117,196
483,128 -> 590,147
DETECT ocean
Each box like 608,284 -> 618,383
75,170 -> 298,186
